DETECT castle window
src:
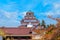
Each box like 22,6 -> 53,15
29,13 -> 31,15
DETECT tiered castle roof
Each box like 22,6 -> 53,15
21,11 -> 40,27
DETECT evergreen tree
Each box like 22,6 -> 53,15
49,24 -> 55,28
41,20 -> 46,28
47,25 -> 50,28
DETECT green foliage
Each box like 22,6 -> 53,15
47,25 -> 50,28
50,24 -> 55,27
41,20 -> 46,28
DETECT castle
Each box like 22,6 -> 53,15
0,11 -> 45,40
0,11 -> 60,40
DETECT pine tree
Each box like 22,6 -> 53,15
47,25 -> 50,28
49,24 -> 55,28
41,20 -> 46,28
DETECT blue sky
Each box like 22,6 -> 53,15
0,0 -> 60,27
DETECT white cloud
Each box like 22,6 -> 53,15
45,11 -> 60,17
45,12 -> 54,16
22,11 -> 26,17
0,10 -> 11,18
19,11 -> 27,18
53,3 -> 60,9
0,9 -> 28,27
0,9 -> 21,27
0,10 -> 18,19
44,2 -> 60,17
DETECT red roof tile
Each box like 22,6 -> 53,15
1,27 -> 31,35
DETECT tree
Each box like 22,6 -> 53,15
41,20 -> 46,28
49,24 -> 55,28
47,25 -> 50,28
